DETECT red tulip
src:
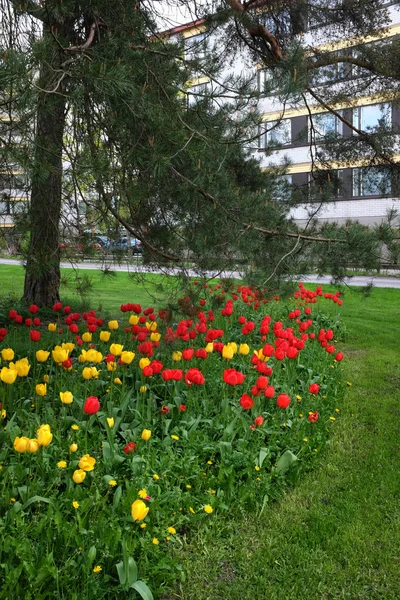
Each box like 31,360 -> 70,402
308,383 -> 320,395
308,411 -> 319,423
240,394 -> 254,410
276,394 -> 291,409
124,441 -> 137,454
83,396 -> 100,415
30,330 -> 41,342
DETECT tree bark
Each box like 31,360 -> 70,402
23,25 -> 67,306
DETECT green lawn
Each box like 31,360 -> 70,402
2,264 -> 400,599
163,286 -> 400,600
0,264 -> 171,313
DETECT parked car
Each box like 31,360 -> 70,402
93,235 -> 110,248
108,237 -> 142,254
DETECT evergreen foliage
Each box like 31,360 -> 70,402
0,0 -> 399,305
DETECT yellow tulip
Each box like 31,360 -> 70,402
1,348 -> 14,361
114,377 -> 122,385
36,383 -> 47,397
85,349 -> 103,363
227,342 -> 238,354
78,350 -> 87,363
90,367 -> 100,379
120,351 -> 135,365
72,469 -> 86,484
150,332 -> 161,342
60,391 -> 73,405
129,315 -> 139,325
0,367 -> 18,384
141,429 -> 151,441
62,343 -> 75,354
139,357 -> 150,369
140,385 -> 147,393
239,343 -> 250,355
172,351 -> 182,362
106,417 -> 114,428
36,350 -> 50,362
108,320 -> 119,330
52,346 -> 69,364
14,358 -> 30,377
37,424 -> 53,446
146,321 -> 158,331
109,343 -> 123,356
99,330 -> 111,342
14,436 -> 30,453
82,332 -> 92,343
82,367 -> 93,380
254,348 -> 267,361
69,443 -> 78,453
27,439 -> 40,453
131,499 -> 149,521
48,323 -> 57,332
78,454 -> 96,471
107,362 -> 117,372
205,343 -> 214,353
222,345 -> 233,360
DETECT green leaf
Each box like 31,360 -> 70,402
17,486 -> 28,502
219,441 -> 232,462
23,496 -> 51,509
276,450 -> 298,472
113,486 -> 122,508
258,447 -> 270,468
87,545 -> 97,567
126,557 -> 138,586
102,442 -> 113,461
131,580 -> 154,600
116,561 -> 126,585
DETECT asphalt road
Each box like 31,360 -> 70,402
1,257 -> 400,288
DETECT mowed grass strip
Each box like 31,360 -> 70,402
167,287 -> 400,600
0,264 -> 169,313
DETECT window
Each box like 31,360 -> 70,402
259,120 -> 291,148
310,52 -> 346,86
257,68 -> 274,94
352,167 -> 391,197
184,33 -> 207,60
187,81 -> 211,107
310,111 -> 343,140
274,175 -> 292,201
353,103 -> 391,132
309,170 -> 344,198
0,201 -> 9,215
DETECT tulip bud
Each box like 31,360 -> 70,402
141,429 -> 151,441
72,469 -> 86,484
60,391 -> 73,405
131,499 -> 149,521
14,436 -> 30,453
83,396 -> 100,415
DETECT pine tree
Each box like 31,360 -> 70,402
1,0 -> 399,306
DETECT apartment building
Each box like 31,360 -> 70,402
0,116 -> 29,231
166,2 -> 400,227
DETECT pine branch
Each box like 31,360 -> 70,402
305,86 -> 399,167
169,165 -> 346,244
225,0 -> 283,59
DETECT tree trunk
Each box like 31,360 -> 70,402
23,25 -> 67,306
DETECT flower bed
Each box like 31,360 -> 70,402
0,282 -> 345,599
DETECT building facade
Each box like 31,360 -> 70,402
166,3 -> 400,227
